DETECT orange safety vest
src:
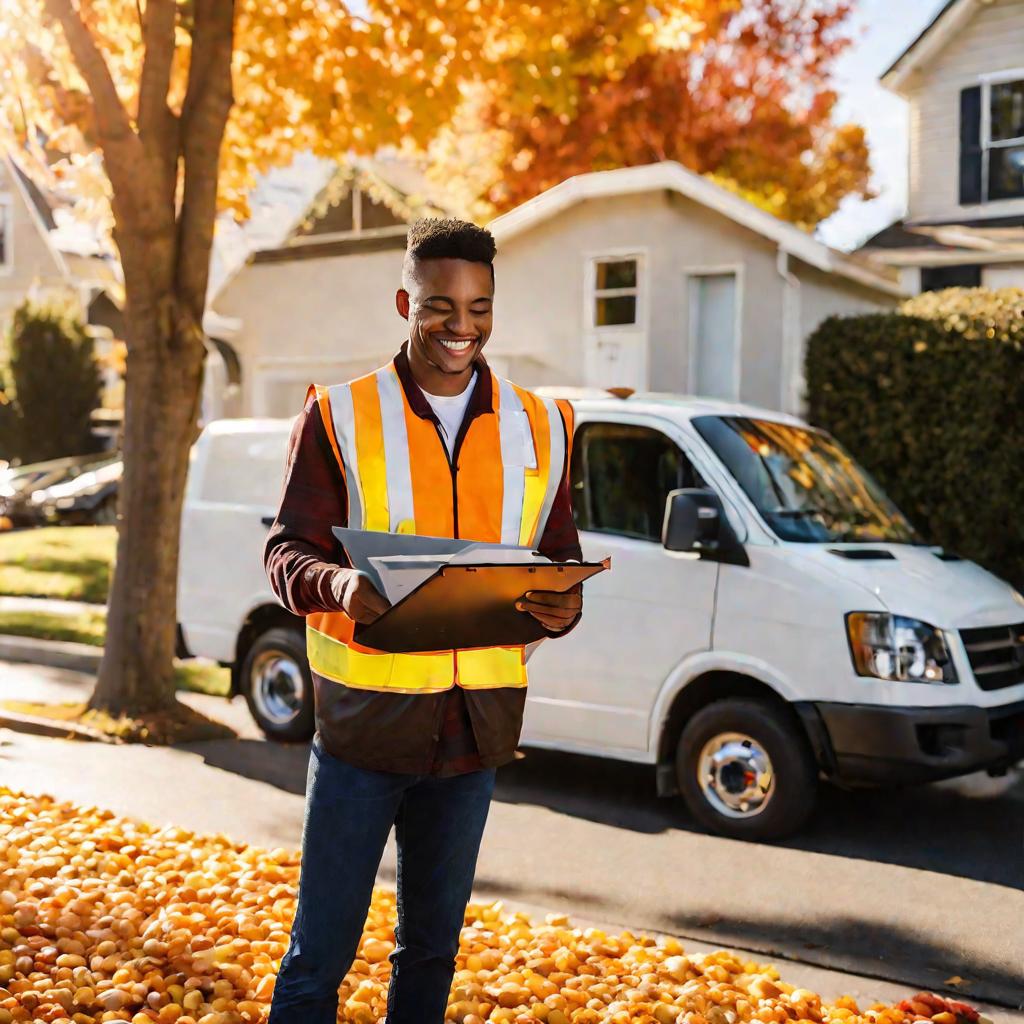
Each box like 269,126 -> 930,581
304,360 -> 574,694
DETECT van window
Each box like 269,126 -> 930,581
198,432 -> 290,507
571,422 -> 703,541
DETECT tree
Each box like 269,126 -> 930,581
3,293 -> 102,463
425,0 -> 872,228
0,0 -> 734,721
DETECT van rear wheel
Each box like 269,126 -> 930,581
241,627 -> 314,742
676,698 -> 817,841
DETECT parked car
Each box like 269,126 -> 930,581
177,395 -> 1024,840
0,453 -> 117,529
31,456 -> 121,526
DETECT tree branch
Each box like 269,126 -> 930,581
41,0 -> 142,177
138,0 -> 177,141
175,0 -> 235,338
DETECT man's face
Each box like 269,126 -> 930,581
397,258 -> 494,377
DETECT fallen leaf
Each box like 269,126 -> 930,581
943,977 -> 969,989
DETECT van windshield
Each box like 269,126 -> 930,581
692,416 -> 919,544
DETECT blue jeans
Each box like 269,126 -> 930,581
268,732 -> 497,1024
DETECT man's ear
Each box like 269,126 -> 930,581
395,289 -> 410,320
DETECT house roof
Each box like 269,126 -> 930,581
880,0 -> 975,96
858,216 -> 1024,266
486,161 -> 905,297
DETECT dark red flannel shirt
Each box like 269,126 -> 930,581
264,345 -> 582,776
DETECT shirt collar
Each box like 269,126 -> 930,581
392,341 -> 494,421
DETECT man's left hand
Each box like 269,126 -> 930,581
515,584 -> 582,632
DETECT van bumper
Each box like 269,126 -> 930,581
796,699 -> 1024,785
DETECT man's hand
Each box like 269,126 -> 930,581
329,569 -> 390,624
515,583 -> 582,633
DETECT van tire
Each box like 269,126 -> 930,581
240,626 -> 315,742
675,698 -> 817,841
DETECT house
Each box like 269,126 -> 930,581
858,0 -> 1024,292
206,159 -> 903,420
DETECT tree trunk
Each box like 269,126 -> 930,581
88,299 -> 206,716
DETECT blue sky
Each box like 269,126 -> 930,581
818,0 -> 949,250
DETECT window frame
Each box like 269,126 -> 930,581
571,418 -> 705,544
980,68 -> 1024,203
585,249 -> 647,332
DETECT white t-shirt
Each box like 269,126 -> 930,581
419,371 -> 476,458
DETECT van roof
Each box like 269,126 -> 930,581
533,387 -> 808,428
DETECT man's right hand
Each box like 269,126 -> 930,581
329,569 -> 390,624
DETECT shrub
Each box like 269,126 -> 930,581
1,293 -> 102,463
805,288 -> 1024,589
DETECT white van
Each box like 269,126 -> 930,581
177,392 -> 1024,839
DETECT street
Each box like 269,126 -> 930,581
1,659 -> 1022,1014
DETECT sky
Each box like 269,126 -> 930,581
818,0 -> 949,250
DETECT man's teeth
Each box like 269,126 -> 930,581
438,338 -> 474,351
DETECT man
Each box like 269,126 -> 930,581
264,217 -> 583,1023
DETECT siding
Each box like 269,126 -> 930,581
982,263 -> 1024,288
905,0 -> 1024,223
0,162 -> 68,338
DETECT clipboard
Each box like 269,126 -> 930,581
354,558 -> 609,654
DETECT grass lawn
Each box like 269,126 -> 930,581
0,525 -> 116,603
0,607 -> 231,697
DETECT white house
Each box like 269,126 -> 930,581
858,0 -> 1024,291
206,160 -> 903,421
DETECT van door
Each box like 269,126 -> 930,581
524,418 -> 719,757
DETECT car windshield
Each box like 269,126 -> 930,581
692,415 -> 919,544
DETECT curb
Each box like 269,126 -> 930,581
0,634 -> 102,674
0,707 -> 114,743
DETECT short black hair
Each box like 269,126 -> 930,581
403,217 -> 496,287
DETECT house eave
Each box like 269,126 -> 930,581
880,0 -> 976,97
487,161 -> 905,298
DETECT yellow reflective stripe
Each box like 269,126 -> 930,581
307,625 -> 454,693
376,365 -> 416,531
457,646 -> 528,689
352,376 -> 389,531
519,396 -> 551,547
533,397 -> 566,545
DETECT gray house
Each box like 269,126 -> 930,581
858,0 -> 1024,292
207,160 -> 902,421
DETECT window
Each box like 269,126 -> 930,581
571,422 -> 704,541
959,77 -> 1024,204
920,264 -> 982,292
592,257 -> 638,327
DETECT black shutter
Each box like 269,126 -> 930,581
959,85 -> 983,205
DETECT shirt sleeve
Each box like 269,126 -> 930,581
263,391 -> 350,616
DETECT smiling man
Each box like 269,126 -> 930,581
264,217 -> 583,1023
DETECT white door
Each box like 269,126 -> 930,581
689,272 -> 738,399
584,332 -> 647,391
524,418 -> 719,757
583,255 -> 647,391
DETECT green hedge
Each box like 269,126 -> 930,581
805,288 -> 1024,589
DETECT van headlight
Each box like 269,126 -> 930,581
846,613 -> 957,684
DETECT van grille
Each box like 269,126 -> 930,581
959,622 -> 1024,691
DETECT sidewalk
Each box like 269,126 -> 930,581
0,594 -> 104,617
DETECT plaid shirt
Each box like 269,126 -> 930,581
264,345 -> 582,776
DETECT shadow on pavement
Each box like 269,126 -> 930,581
662,910 -> 1024,1009
493,747 -> 1024,891
182,734 -> 1023,892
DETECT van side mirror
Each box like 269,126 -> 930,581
662,488 -> 748,566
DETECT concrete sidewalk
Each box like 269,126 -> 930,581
0,594 -> 105,617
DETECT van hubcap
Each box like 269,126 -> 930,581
251,651 -> 304,725
697,732 -> 774,818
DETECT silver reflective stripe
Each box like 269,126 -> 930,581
497,377 -> 527,546
375,366 -> 416,531
327,383 -> 363,529
534,397 -> 566,543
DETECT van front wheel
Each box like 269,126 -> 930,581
676,699 -> 817,841
241,627 -> 315,742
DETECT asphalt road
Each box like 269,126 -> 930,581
1,659 -> 1022,1012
